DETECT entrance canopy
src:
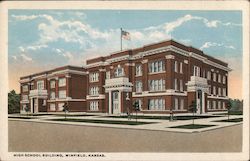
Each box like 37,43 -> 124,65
104,77 -> 133,92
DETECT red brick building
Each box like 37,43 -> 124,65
19,66 -> 87,113
20,40 -> 231,114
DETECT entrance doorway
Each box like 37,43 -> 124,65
112,91 -> 120,114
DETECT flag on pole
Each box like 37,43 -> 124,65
121,30 -> 131,40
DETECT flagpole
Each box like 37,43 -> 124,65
120,28 -> 122,51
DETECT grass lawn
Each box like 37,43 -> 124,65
47,118 -> 156,125
213,111 -> 243,116
169,124 -> 216,129
213,118 -> 243,123
105,115 -> 221,120
8,116 -> 33,119
20,113 -> 54,116
53,114 -> 96,117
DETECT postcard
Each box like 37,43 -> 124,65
0,1 -> 249,161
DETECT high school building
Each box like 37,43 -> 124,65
20,40 -> 231,114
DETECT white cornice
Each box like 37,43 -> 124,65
19,78 -> 30,83
85,61 -> 109,69
207,96 -> 229,100
86,94 -> 105,100
106,55 -> 131,64
85,45 -> 231,72
47,69 -> 87,78
165,55 -> 175,59
132,90 -> 187,97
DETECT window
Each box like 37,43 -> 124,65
207,71 -> 211,80
223,88 -> 226,96
213,73 -> 217,82
148,99 -> 165,110
207,100 -> 210,109
22,85 -> 28,92
58,103 -> 64,111
208,87 -> 211,95
218,88 -> 221,96
213,86 -> 216,95
175,61 -> 178,73
180,62 -> 183,73
174,98 -> 179,110
50,80 -> 55,88
135,64 -> 142,76
50,103 -> 55,111
22,104 -> 27,111
135,99 -> 142,110
213,101 -> 216,109
37,80 -> 44,90
180,99 -> 184,110
58,78 -> 66,87
218,74 -> 221,83
223,76 -> 226,84
106,71 -> 110,79
148,79 -> 165,91
22,95 -> 28,100
203,70 -> 206,78
114,67 -> 124,77
135,81 -> 143,93
174,79 -> 178,91
149,60 -> 165,73
90,101 -> 99,111
222,102 -> 226,109
218,101 -> 221,109
50,91 -> 55,100
193,66 -> 200,77
179,79 -> 183,92
59,90 -> 66,99
89,87 -> 99,95
89,72 -> 99,82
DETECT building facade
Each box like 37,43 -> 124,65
20,40 -> 231,114
19,66 -> 87,113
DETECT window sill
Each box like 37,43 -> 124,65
89,81 -> 99,83
148,71 -> 166,75
148,90 -> 166,93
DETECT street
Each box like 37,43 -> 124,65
9,120 -> 242,152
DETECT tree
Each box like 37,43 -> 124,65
62,102 -> 69,119
226,100 -> 232,120
8,90 -> 20,114
133,100 -> 140,123
188,100 -> 197,125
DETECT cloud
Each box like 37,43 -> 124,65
18,44 -> 48,52
59,52 -> 73,59
164,14 -> 194,33
12,14 -> 54,22
12,56 -> 17,60
53,48 -> 64,53
18,46 -> 25,52
20,54 -> 33,62
26,44 -> 48,51
200,41 -> 236,50
74,12 -> 86,19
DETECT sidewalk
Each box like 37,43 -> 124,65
8,113 -> 243,133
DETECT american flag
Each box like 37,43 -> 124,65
121,30 -> 131,40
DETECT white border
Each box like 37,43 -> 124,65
0,1 -> 249,161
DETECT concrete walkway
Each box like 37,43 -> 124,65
8,113 -> 243,133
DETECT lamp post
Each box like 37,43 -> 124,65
126,92 -> 130,120
170,108 -> 173,121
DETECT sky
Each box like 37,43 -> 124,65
8,10 -> 242,99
